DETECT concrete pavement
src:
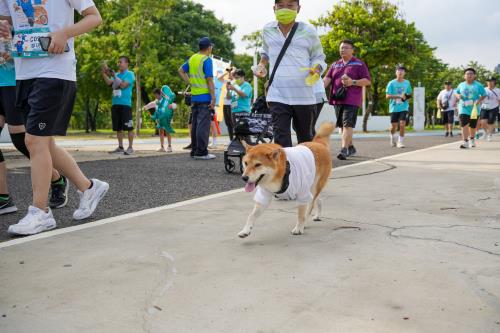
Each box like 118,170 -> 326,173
0,139 -> 499,333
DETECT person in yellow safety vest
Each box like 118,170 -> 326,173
178,37 -> 217,160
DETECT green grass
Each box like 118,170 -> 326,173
65,128 -> 191,140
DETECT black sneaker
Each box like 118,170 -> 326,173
445,132 -> 449,137
450,132 -> 454,137
183,143 -> 192,150
337,148 -> 348,160
49,176 -> 69,209
348,145 -> 357,157
0,197 -> 18,215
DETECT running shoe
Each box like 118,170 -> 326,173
73,179 -> 109,220
124,147 -> 134,155
166,146 -> 173,153
49,176 -> 69,209
0,196 -> 17,215
397,141 -> 405,148
8,206 -> 56,236
347,145 -> 357,157
337,148 -> 348,160
470,139 -> 476,148
460,142 -> 469,149
157,147 -> 166,152
194,154 -> 216,160
109,147 -> 124,154
390,134 -> 397,147
182,143 -> 192,150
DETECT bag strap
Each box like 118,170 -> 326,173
491,89 -> 498,98
267,22 -> 299,90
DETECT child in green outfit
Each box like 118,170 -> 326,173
144,86 -> 177,152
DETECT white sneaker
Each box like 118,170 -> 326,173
124,147 -> 134,155
73,179 -> 109,220
157,147 -> 166,152
166,146 -> 173,153
487,134 -> 492,142
194,154 -> 216,160
459,141 -> 469,149
470,139 -> 476,148
8,206 -> 56,235
390,134 -> 396,147
397,140 -> 405,148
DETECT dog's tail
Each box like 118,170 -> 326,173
313,122 -> 335,147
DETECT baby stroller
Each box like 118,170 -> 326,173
224,98 -> 273,173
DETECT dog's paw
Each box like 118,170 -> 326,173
291,226 -> 304,235
313,217 -> 322,222
238,229 -> 251,238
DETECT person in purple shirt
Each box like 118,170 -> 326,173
324,40 -> 371,160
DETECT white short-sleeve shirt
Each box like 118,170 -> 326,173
482,87 -> 500,110
0,0 -> 95,81
254,145 -> 316,207
437,89 -> 457,111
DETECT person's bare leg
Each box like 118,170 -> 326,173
470,126 -> 477,139
25,134 -> 52,210
127,130 -> 134,149
399,121 -> 406,138
167,133 -> 172,147
117,130 -> 124,148
159,129 -> 165,148
48,138 -> 91,192
390,123 -> 397,135
462,125 -> 470,142
9,124 -> 61,182
342,127 -> 353,148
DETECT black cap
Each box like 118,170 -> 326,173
486,77 -> 497,82
199,37 -> 214,50
444,81 -> 452,85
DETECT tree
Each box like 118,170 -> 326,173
313,0 -> 437,131
74,0 -> 236,132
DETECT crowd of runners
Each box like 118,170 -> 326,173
0,0 -> 498,237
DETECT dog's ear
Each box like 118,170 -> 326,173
269,149 -> 281,161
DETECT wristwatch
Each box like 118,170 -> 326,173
352,80 -> 358,86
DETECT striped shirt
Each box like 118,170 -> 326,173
261,21 -> 327,105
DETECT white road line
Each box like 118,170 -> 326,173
0,140 -> 460,249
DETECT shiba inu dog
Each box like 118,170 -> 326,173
239,122 -> 335,238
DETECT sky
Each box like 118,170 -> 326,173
193,0 -> 500,71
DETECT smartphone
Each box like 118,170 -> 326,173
39,37 -> 70,52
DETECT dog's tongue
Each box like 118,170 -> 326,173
245,182 -> 256,193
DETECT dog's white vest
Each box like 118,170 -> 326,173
254,145 -> 316,207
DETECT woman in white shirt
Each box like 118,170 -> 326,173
480,77 -> 500,141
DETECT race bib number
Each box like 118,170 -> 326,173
463,100 -> 473,107
113,90 -> 122,97
12,28 -> 50,58
395,98 -> 403,105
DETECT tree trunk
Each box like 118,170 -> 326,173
85,97 -> 90,133
91,101 -> 98,132
362,87 -> 373,132
135,49 -> 142,137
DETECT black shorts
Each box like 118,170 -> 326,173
111,105 -> 134,131
0,86 -> 24,126
459,114 -> 478,129
480,107 -> 499,124
334,104 -> 358,128
391,111 -> 408,124
16,78 -> 76,136
442,110 -> 455,124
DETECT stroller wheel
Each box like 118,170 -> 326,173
225,159 -> 236,173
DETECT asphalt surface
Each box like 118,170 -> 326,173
1,135 -> 456,241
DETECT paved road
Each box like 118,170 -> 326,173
1,136 -> 456,241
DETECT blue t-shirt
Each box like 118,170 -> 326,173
231,81 -> 253,113
386,79 -> 412,113
0,60 -> 16,87
455,81 -> 486,115
112,70 -> 135,107
182,57 -> 213,103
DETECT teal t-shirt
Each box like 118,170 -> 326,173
112,70 -> 135,107
455,81 -> 486,115
231,81 -> 253,113
0,60 -> 16,87
386,79 -> 412,113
